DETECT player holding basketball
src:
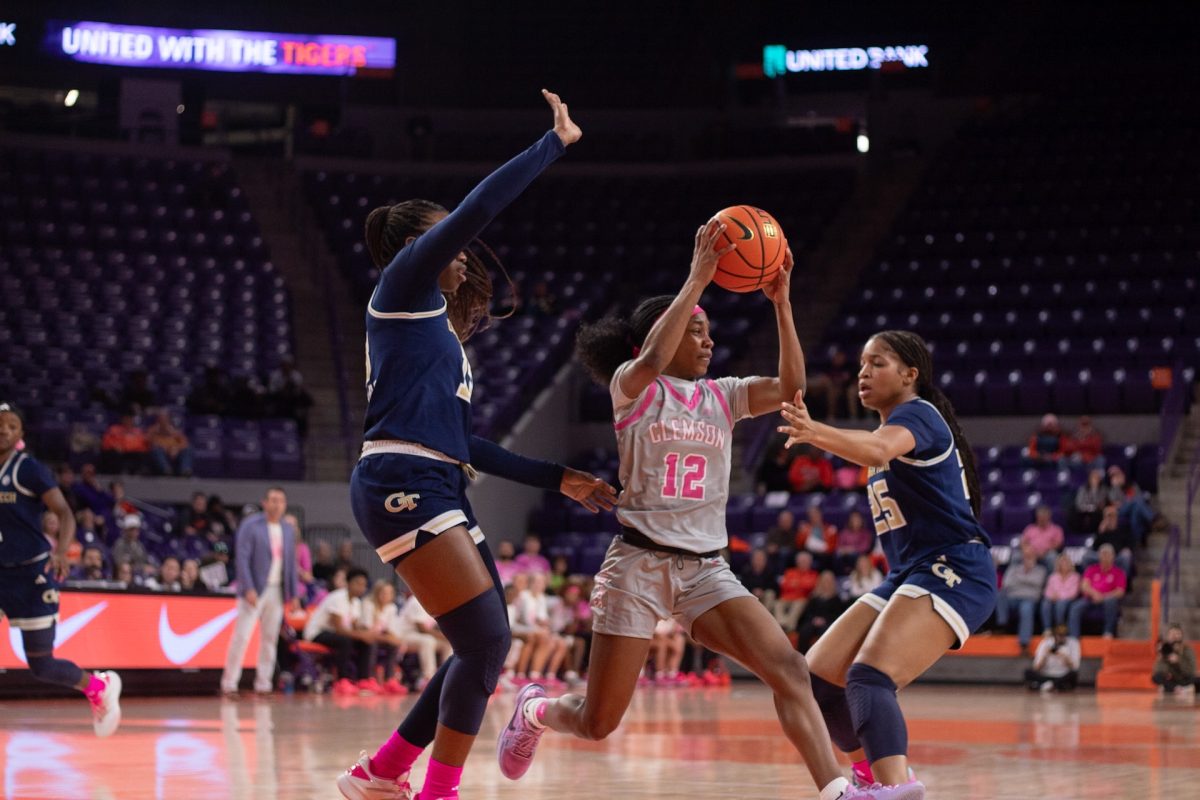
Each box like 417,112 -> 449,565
498,224 -> 893,800
336,90 -> 618,800
776,330 -> 996,799
0,403 -> 122,736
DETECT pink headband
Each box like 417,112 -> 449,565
632,305 -> 704,357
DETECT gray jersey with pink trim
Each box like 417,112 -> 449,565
609,361 -> 756,553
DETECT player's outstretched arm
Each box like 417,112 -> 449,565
619,219 -> 733,399
379,89 -> 579,299
468,436 -> 616,512
778,390 -> 916,468
746,247 -> 802,416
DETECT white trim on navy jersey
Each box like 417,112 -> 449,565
9,453 -> 35,497
895,583 -> 971,645
368,289 -> 448,320
894,398 -> 956,467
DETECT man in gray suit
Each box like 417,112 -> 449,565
220,487 -> 296,696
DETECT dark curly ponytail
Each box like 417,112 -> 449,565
575,295 -> 674,385
364,199 -> 513,343
872,330 -> 982,518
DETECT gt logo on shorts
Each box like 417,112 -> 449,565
384,492 -> 421,513
42,588 -> 60,605
931,561 -> 962,588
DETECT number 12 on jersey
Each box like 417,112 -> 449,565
867,479 -> 907,535
662,453 -> 707,500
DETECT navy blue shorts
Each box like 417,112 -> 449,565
860,541 -> 997,649
351,453 -> 482,567
0,557 -> 61,631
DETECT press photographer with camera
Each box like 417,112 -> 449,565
1024,624 -> 1081,692
1152,623 -> 1196,697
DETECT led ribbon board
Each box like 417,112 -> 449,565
46,20 -> 395,75
763,44 -> 928,78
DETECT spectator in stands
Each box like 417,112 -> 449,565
1072,468 -> 1113,533
1064,416 -> 1104,467
807,348 -> 858,420
112,514 -> 151,577
1020,505 -> 1065,568
312,540 -> 336,584
515,572 -> 571,685
100,415 -> 150,474
845,554 -> 884,601
71,546 -> 108,582
145,411 -> 193,477
1025,625 -> 1080,692
995,542 -> 1048,652
172,523 -> 211,563
206,495 -> 238,540
393,590 -> 452,690
185,492 -> 212,535
1068,544 -> 1126,638
302,567 -> 375,691
1152,623 -> 1197,697
797,505 -> 837,566
557,581 -> 592,681
68,423 -> 100,463
267,357 -> 314,436
1087,504 -> 1135,574
794,570 -> 845,652
650,620 -> 688,685
774,551 -> 819,632
180,559 -> 205,593
187,365 -> 232,416
334,539 -> 358,573
834,511 -> 874,574
289,514 -> 314,603
1041,552 -> 1081,633
514,533 -> 552,575
494,539 -> 520,586
764,509 -> 797,568
220,487 -> 296,697
147,557 -> 182,592
114,370 -> 158,416
739,549 -> 778,609
1026,413 -> 1066,465
200,540 -> 231,589
56,464 -> 82,512
756,440 -> 794,493
787,444 -> 835,493
73,463 -> 111,518
548,555 -> 571,595
113,560 -> 135,588
1107,465 -> 1157,544
75,507 -> 104,548
360,580 -> 407,694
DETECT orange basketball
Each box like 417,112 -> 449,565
711,205 -> 787,293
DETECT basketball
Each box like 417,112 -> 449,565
711,205 -> 788,293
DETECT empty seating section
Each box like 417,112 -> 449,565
304,168 -> 855,437
0,146 -> 302,479
819,89 -> 1200,413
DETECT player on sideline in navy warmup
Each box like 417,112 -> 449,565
776,330 -> 997,800
337,90 -> 617,800
0,402 -> 122,736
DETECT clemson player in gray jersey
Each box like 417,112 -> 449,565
498,221 -> 883,800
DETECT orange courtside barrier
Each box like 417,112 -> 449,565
0,590 -> 257,670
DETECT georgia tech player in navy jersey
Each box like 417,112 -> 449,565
777,331 -> 996,799
0,403 -> 122,736
337,91 -> 617,800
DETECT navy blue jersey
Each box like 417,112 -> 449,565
0,451 -> 56,563
866,398 -> 990,569
362,131 -> 565,462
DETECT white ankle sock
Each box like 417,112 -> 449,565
522,697 -> 548,729
821,777 -> 851,800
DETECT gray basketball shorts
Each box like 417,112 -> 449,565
588,537 -> 751,639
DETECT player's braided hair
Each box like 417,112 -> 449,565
575,295 -> 673,385
873,330 -> 982,518
364,200 -> 514,342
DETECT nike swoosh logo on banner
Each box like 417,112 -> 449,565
8,601 -> 109,664
158,605 -> 239,665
